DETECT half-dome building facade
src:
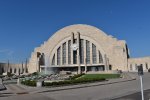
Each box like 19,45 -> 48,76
28,24 -> 130,74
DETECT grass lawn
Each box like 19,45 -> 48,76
79,74 -> 120,79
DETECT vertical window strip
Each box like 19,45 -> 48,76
80,39 -> 84,64
146,63 -> 148,69
86,40 -> 90,64
52,54 -> 55,65
62,42 -> 66,64
130,64 -> 132,70
68,40 -> 71,64
92,44 -> 97,64
99,51 -> 103,63
57,47 -> 61,65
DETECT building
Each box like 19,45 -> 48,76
0,62 -> 28,75
28,24 -> 130,74
128,57 -> 150,72
1,24 -> 150,75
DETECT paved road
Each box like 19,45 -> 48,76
0,73 -> 150,100
113,89 -> 150,100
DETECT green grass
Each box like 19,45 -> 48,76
79,74 -> 120,79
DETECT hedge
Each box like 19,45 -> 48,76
44,77 -> 106,86
21,80 -> 36,86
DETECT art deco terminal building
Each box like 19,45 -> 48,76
1,24 -> 150,75
28,24 -> 130,74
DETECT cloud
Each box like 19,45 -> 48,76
0,49 -> 14,56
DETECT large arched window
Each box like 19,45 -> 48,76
51,38 -> 104,66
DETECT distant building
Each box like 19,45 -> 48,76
0,62 -> 28,75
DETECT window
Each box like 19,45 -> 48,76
62,42 -> 66,64
73,51 -> 77,64
99,51 -> 103,63
39,54 -> 45,65
109,65 -> 112,70
80,39 -> 84,64
14,68 -> 16,73
57,47 -> 61,65
130,64 -> 132,70
68,40 -> 71,64
146,63 -> 148,69
10,68 -> 12,73
52,54 -> 55,65
86,40 -> 90,64
92,44 -> 97,64
135,64 -> 138,70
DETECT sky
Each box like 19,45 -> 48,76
0,0 -> 150,63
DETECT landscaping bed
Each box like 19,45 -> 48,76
21,73 -> 120,87
44,77 -> 106,87
80,74 -> 120,80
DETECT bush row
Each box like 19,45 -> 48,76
44,77 -> 106,86
21,80 -> 36,86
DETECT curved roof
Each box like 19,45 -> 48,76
35,24 -> 122,57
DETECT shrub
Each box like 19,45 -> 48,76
21,80 -> 36,86
32,72 -> 38,76
7,72 -> 14,77
44,77 -> 105,87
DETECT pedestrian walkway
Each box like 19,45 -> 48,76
0,84 -> 29,97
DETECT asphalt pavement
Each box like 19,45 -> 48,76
113,89 -> 150,100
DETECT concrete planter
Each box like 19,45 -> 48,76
36,81 -> 43,87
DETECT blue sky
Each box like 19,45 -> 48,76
0,0 -> 150,63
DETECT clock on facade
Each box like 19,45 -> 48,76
72,44 -> 79,51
